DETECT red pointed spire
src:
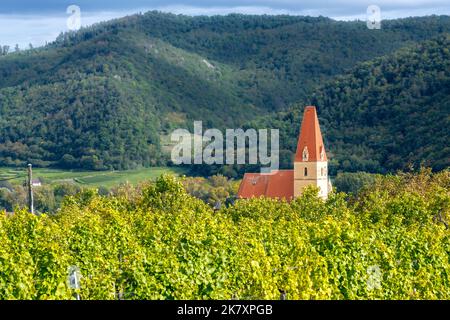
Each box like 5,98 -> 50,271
295,106 -> 327,162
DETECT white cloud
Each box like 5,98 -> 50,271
333,5 -> 450,21
0,2 -> 449,49
0,10 -> 139,48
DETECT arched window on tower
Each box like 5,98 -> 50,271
302,146 -> 309,161
320,146 -> 325,161
304,167 -> 308,176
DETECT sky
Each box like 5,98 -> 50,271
1,0 -> 449,48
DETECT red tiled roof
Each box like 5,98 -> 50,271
294,106 -> 327,162
237,170 -> 294,200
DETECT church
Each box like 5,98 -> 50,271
237,106 -> 331,200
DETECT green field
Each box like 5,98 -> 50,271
0,167 -> 186,188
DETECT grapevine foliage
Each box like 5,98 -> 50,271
1,170 -> 449,299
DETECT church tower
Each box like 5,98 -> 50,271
237,105 -> 331,201
293,106 -> 330,199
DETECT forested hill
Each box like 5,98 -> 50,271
252,35 -> 450,175
0,12 -> 449,170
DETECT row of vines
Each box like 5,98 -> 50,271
1,169 -> 449,299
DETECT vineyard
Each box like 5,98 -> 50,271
0,169 -> 449,299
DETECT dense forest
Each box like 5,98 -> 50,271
248,35 -> 450,176
0,12 -> 449,172
1,170 -> 449,299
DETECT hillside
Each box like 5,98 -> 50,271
0,12 -> 449,170
251,35 -> 450,175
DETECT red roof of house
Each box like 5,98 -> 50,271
237,170 -> 294,200
294,106 -> 327,162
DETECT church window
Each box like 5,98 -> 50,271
302,146 -> 309,161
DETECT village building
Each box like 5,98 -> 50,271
237,106 -> 331,200
31,179 -> 42,187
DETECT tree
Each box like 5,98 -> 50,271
1,45 -> 10,55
